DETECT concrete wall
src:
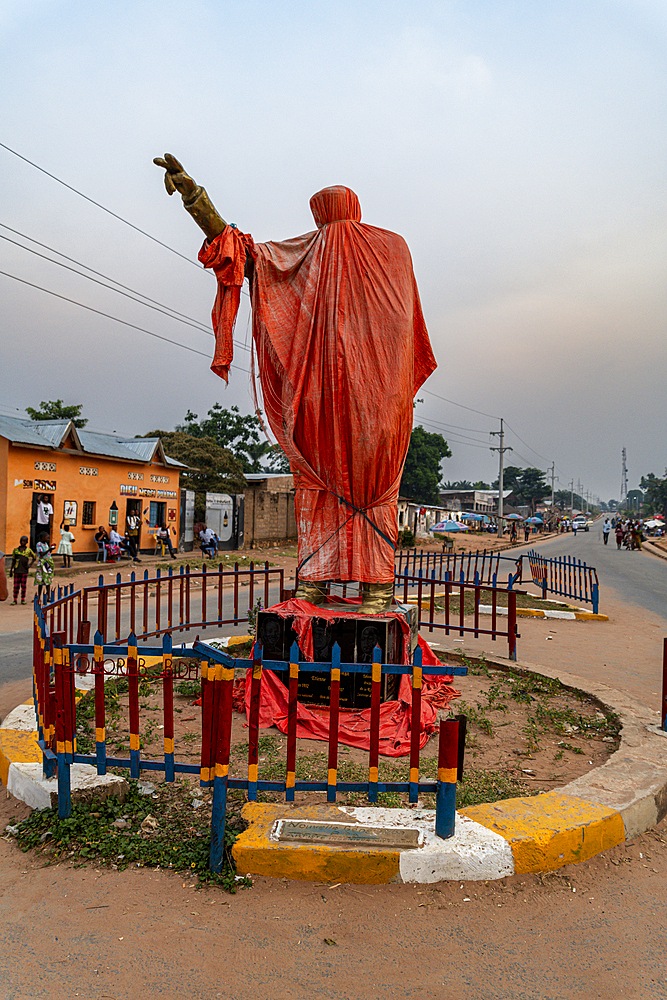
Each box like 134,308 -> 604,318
244,487 -> 296,548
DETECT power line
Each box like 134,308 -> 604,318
421,386 -> 499,420
0,229 -> 217,340
0,268 -> 251,375
0,141 -> 201,269
416,416 -> 492,449
0,221 -> 212,332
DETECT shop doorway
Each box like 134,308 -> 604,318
30,492 -> 54,551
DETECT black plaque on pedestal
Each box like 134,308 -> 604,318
257,607 -> 414,708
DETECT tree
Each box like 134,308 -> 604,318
493,466 -> 549,509
472,480 -> 490,490
147,431 -> 246,520
640,474 -> 667,517
400,426 -> 451,504
26,399 -> 87,428
177,404 -> 286,473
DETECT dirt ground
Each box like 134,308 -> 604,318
2,539 -> 667,998
1,782 -> 667,1000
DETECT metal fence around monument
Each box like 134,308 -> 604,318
525,550 -> 600,612
33,608 -> 467,873
395,548 -> 523,586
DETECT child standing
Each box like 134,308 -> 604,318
34,531 -> 55,603
57,521 -> 76,568
9,536 -> 36,604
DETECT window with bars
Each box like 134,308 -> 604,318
82,501 -> 96,526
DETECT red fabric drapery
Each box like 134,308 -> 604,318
199,187 -> 436,583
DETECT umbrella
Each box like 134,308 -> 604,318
656,514 -> 665,520
433,520 -> 470,532
644,518 -> 663,528
525,516 -> 542,524
505,513 -> 524,521
461,512 -> 484,521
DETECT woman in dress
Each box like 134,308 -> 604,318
57,520 -> 76,568
34,531 -> 55,603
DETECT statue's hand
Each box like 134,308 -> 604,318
153,153 -> 198,200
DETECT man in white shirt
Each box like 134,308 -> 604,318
199,525 -> 218,559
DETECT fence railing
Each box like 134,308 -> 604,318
525,550 -> 599,612
36,609 -> 468,872
395,548 -> 523,586
395,568 -> 522,660
39,561 -> 284,646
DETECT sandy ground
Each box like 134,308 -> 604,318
2,538 -> 667,998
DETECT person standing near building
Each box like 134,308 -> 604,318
56,520 -> 75,568
35,495 -> 53,545
602,518 -> 611,545
34,531 -> 55,603
9,536 -> 35,604
125,510 -> 142,563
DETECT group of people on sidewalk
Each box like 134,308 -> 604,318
603,516 -> 646,551
0,520 -> 77,605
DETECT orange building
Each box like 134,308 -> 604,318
0,416 -> 184,558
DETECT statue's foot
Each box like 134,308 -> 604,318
358,582 -> 394,615
294,582 -> 327,605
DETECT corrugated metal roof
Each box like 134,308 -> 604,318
0,415 -> 180,469
244,472 -> 293,481
118,438 -> 158,462
0,416 -> 69,448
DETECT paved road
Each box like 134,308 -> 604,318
513,524 -> 667,622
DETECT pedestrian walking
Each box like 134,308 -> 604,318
615,523 -> 623,549
9,536 -> 35,604
34,532 -> 55,603
602,518 -> 611,545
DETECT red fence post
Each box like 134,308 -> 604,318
508,591 -> 517,661
409,643 -> 422,803
162,633 -> 174,782
435,717 -> 459,840
368,645 -> 382,803
247,642 -> 263,800
127,632 -> 140,779
327,642 -> 341,803
286,641 -> 299,802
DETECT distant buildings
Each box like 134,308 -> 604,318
0,415 -> 184,557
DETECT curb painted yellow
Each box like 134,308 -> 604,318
573,612 -> 609,621
0,729 -> 41,786
232,802 -> 401,884
460,791 -> 625,872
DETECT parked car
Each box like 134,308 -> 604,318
572,515 -> 589,532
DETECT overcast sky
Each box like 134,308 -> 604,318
2,0 -> 665,502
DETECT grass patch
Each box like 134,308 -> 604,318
9,780 -> 249,891
453,649 -> 621,759
430,591 -> 576,614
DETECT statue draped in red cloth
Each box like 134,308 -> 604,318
154,156 -> 436,611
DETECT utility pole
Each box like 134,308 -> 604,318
490,418 -> 512,535
548,462 -> 556,515
621,447 -> 628,507
569,479 -> 574,513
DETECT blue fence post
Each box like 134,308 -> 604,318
435,717 -> 459,839
592,582 -> 599,615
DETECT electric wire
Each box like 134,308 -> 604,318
0,224 -> 253,353
0,141 -> 201,269
0,269 -> 251,375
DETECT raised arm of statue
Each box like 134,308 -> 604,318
153,153 -> 227,242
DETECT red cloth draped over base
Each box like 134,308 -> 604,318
240,598 -> 460,757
